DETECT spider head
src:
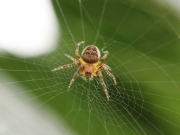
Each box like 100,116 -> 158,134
81,45 -> 101,63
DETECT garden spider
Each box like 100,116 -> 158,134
52,41 -> 116,100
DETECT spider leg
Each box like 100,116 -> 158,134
75,41 -> 85,64
64,54 -> 78,63
51,63 -> 76,72
100,51 -> 109,62
80,75 -> 87,81
95,51 -> 109,66
102,64 -> 117,85
89,76 -> 93,81
97,71 -> 109,100
68,70 -> 79,90
75,41 -> 84,59
103,64 -> 111,70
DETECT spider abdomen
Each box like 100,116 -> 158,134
81,45 -> 100,63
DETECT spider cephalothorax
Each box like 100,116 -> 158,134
52,41 -> 116,100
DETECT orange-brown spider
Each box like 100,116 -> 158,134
52,41 -> 116,100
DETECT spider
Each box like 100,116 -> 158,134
52,41 -> 116,100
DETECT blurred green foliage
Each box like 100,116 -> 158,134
1,0 -> 180,134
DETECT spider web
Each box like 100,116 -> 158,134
1,0 -> 180,134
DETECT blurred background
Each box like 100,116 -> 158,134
0,0 -> 180,134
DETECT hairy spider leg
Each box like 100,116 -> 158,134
97,71 -> 109,100
75,41 -> 86,64
64,54 -> 77,62
100,51 -> 109,62
68,70 -> 79,90
102,64 -> 117,85
51,63 -> 76,72
95,51 -> 109,66
103,64 -> 111,70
